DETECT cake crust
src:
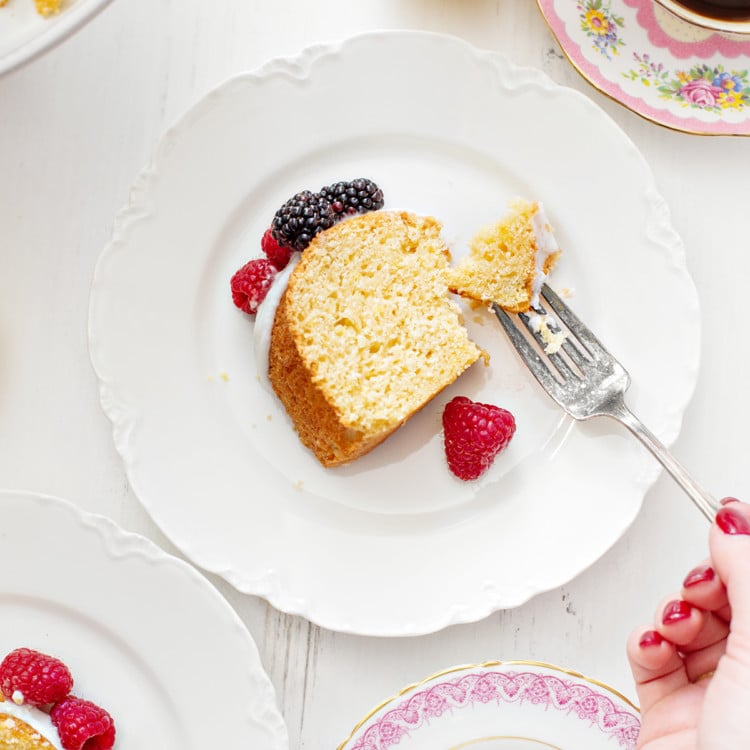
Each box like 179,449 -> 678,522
269,291 -> 402,465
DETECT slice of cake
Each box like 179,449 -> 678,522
0,695 -> 62,749
268,210 -> 484,467
446,198 -> 561,312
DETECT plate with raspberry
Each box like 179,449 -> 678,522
88,31 -> 699,636
0,490 -> 288,750
0,647 -> 113,750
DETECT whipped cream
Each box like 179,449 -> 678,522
529,203 -> 560,309
253,252 -> 301,391
0,698 -> 63,750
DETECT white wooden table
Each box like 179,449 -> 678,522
2,1 -> 747,747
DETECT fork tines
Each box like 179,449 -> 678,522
494,286 -> 717,521
492,284 -> 626,389
536,285 -> 603,361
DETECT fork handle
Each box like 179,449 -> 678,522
609,401 -> 720,522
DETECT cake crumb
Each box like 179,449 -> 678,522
219,372 -> 230,382
528,313 -> 567,354
293,480 -> 304,490
35,0 -> 63,16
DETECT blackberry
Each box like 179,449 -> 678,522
320,178 -> 385,219
272,190 -> 335,251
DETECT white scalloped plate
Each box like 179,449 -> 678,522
88,30 -> 700,636
0,0 -> 115,77
0,490 -> 288,750
338,662 -> 640,750
538,0 -> 750,135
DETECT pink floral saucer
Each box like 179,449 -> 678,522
337,662 -> 640,750
537,0 -> 750,134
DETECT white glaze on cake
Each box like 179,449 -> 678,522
527,203 -> 566,353
253,252 -> 300,391
529,203 -> 560,309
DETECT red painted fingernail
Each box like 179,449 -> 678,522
683,564 -> 715,588
721,497 -> 740,505
716,506 -> 750,536
638,630 -> 664,648
662,599 -> 692,625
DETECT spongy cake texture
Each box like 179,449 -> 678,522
268,210 -> 482,467
0,702 -> 56,749
446,199 -> 560,312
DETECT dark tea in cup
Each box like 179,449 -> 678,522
655,0 -> 750,31
672,0 -> 750,13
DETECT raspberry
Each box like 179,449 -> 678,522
271,190 -> 335,251
51,696 -> 115,750
230,258 -> 277,315
320,178 -> 384,219
442,396 -> 516,481
0,648 -> 73,706
260,227 -> 293,270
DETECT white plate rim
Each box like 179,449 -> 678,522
87,29 -> 701,636
0,488 -> 289,750
0,0 -> 115,77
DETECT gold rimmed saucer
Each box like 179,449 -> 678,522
538,0 -> 750,135
337,661 -> 640,750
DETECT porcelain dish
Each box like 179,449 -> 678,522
0,490 -> 288,750
538,0 -> 750,134
0,0 -> 115,76
88,30 -> 700,636
337,661 -> 640,750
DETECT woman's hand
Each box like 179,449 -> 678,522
626,499 -> 750,749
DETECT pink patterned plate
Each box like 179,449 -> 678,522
538,0 -> 750,135
337,662 -> 640,750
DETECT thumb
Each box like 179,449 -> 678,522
697,500 -> 750,747
696,501 -> 750,750
710,500 -> 750,656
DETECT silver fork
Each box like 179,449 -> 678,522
493,284 -> 718,521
